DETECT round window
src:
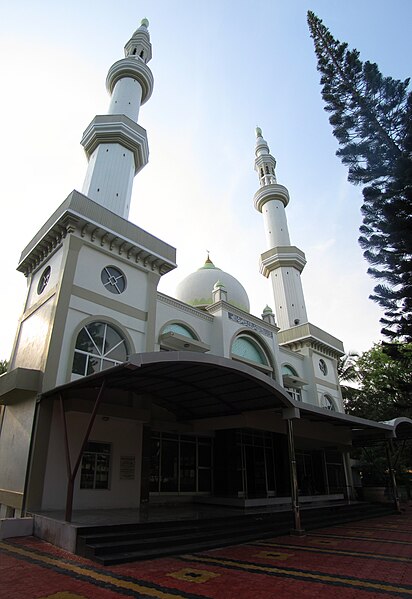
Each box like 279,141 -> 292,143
101,266 -> 126,294
37,266 -> 51,295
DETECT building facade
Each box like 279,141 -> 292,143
1,21 -> 386,522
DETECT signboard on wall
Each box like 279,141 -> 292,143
120,455 -> 136,480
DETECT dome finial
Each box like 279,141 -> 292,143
205,250 -> 214,266
255,126 -> 263,138
140,17 -> 149,28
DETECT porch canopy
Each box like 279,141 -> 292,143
40,351 -> 402,523
41,351 -> 396,442
352,416 -> 412,446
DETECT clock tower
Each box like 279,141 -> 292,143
8,21 -> 176,392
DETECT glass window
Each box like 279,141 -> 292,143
72,322 -> 128,377
80,442 -> 111,489
180,441 -> 196,492
321,394 -> 336,411
37,266 -> 51,295
319,359 -> 328,376
162,323 -> 196,339
198,469 -> 211,492
149,438 -> 160,492
150,433 -> 212,494
286,387 -> 302,402
101,266 -> 126,295
282,365 -> 302,401
282,364 -> 298,376
232,336 -> 268,365
160,439 -> 179,492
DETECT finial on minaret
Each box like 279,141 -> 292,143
254,125 -> 277,186
80,22 -> 154,220
124,19 -> 153,62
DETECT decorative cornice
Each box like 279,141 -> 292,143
278,322 -> 344,358
80,115 -> 149,174
254,183 -> 289,212
18,191 -> 177,277
260,246 -> 306,277
157,292 -> 214,322
106,57 -> 154,104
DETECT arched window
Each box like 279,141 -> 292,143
321,394 -> 336,411
231,335 -> 270,371
161,323 -> 197,339
159,322 -> 209,352
72,322 -> 128,377
282,364 -> 298,377
282,364 -> 302,402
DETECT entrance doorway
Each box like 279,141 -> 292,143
149,432 -> 213,495
238,430 -> 276,498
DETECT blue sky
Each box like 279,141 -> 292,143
1,0 -> 411,359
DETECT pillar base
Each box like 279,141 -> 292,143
290,528 -> 306,536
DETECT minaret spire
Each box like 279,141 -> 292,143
254,128 -> 308,330
80,19 -> 154,219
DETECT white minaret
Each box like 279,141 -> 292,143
81,19 -> 154,219
254,127 -> 308,330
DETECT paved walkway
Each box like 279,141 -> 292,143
1,506 -> 412,598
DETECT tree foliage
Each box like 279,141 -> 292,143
344,343 -> 412,421
338,351 -> 360,405
0,360 -> 7,375
342,344 -> 412,489
307,11 -> 412,341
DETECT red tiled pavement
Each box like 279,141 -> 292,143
1,506 -> 412,599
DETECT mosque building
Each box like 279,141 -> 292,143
0,21 -> 405,547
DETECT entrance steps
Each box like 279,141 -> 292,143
76,502 -> 395,565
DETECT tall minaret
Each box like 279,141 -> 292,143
254,127 -> 308,330
81,19 -> 154,219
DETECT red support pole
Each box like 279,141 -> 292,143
386,441 -> 401,514
59,394 -> 72,480
64,380 -> 106,522
286,418 -> 304,534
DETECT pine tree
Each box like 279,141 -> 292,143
307,11 -> 412,341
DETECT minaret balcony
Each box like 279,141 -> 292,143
106,58 -> 154,104
259,246 -> 307,277
81,115 -> 149,174
254,183 -> 289,212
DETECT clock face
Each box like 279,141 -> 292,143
319,359 -> 328,376
101,266 -> 126,294
37,266 -> 51,295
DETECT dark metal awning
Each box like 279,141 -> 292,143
41,351 -> 404,443
351,416 -> 412,447
42,351 -> 295,420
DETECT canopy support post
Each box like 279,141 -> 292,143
61,380 -> 106,522
285,415 -> 304,535
386,441 -> 401,514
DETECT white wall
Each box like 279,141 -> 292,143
41,403 -> 143,511
73,245 -> 150,311
0,397 -> 36,495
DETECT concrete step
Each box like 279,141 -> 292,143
76,502 -> 397,564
